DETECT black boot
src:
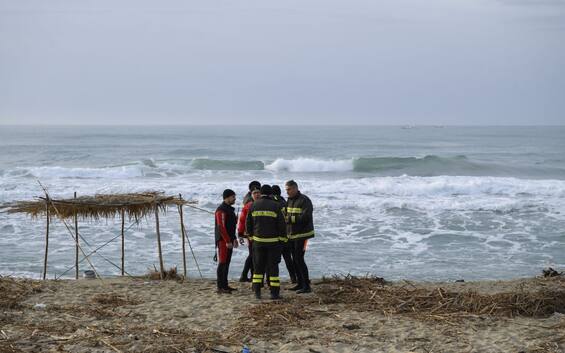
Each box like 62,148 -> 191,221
253,284 -> 261,300
270,287 -> 282,300
296,285 -> 312,294
240,256 -> 252,282
289,284 -> 302,291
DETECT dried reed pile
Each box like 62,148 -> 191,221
314,275 -> 565,318
230,300 -> 313,340
146,267 -> 182,281
0,276 -> 43,309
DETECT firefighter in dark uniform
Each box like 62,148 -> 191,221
284,180 -> 314,294
246,184 -> 287,299
272,185 -> 297,284
214,189 -> 239,294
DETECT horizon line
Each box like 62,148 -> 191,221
1,123 -> 565,127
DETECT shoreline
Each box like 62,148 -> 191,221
1,275 -> 564,353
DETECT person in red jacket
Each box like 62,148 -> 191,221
238,187 -> 261,282
215,189 -> 239,294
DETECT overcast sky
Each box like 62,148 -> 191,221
0,0 -> 564,125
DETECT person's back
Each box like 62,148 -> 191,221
246,185 -> 286,299
247,197 -> 286,245
271,184 -> 295,283
271,185 -> 287,209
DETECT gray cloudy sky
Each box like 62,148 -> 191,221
1,0 -> 564,125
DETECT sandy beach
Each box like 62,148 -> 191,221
1,274 -> 564,353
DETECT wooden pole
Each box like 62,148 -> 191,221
179,194 -> 187,279
43,199 -> 50,280
37,180 -> 103,282
121,208 -> 125,276
155,204 -> 165,279
74,191 -> 79,280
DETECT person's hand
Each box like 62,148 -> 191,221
226,242 -> 233,249
233,240 -> 239,248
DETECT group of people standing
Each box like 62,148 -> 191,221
214,180 -> 315,299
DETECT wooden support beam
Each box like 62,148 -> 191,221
43,199 -> 49,280
74,191 -> 79,280
155,204 -> 165,279
179,194 -> 187,279
121,208 -> 125,276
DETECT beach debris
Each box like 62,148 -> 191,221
312,275 -> 565,318
230,300 -> 313,339
146,266 -> 182,281
542,267 -> 562,278
33,303 -> 47,310
83,270 -> 96,279
342,323 -> 361,330
0,276 -> 44,309
90,293 -> 141,306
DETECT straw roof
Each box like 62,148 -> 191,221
0,191 -> 195,221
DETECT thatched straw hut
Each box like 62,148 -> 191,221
1,191 -> 198,281
2,191 -> 188,220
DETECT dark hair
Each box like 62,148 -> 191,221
260,184 -> 272,195
222,189 -> 236,199
271,185 -> 281,196
248,180 -> 261,191
285,180 -> 298,188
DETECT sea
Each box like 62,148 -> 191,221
0,125 -> 564,281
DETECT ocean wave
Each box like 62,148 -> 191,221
10,165 -> 145,179
266,158 -> 352,172
191,158 -> 264,170
4,155 -> 564,178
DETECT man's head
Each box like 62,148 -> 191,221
260,184 -> 272,197
272,185 -> 282,196
285,180 -> 299,198
248,180 -> 261,192
222,189 -> 236,205
251,187 -> 261,202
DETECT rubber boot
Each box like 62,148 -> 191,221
253,284 -> 261,300
270,286 -> 282,300
296,284 -> 312,294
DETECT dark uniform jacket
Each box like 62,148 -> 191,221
272,195 -> 286,209
285,192 -> 315,240
214,202 -> 237,244
245,196 -> 287,247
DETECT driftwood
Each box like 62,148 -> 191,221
312,275 -> 565,319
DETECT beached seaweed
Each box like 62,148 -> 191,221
0,276 -> 44,309
90,292 -> 142,306
313,275 -> 565,318
146,267 -> 183,281
229,300 -> 314,340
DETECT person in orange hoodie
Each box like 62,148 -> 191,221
238,187 -> 261,282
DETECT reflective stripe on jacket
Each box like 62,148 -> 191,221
285,192 -> 315,240
245,196 -> 287,246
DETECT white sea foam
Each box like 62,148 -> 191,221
265,158 -> 353,172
